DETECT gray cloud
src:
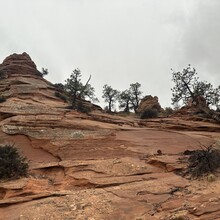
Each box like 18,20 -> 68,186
173,0 -> 220,85
0,0 -> 219,108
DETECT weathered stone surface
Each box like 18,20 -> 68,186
0,52 -> 39,77
137,95 -> 163,113
0,53 -> 220,220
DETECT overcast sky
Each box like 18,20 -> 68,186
0,0 -> 220,108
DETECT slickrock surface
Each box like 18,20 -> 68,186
0,53 -> 220,220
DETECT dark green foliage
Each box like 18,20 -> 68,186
36,70 -> 43,77
54,83 -> 65,92
41,68 -> 49,77
54,91 -> 68,102
65,69 -> 98,109
140,109 -> 158,119
171,65 -> 220,107
0,145 -> 29,179
194,81 -> 220,106
185,146 -> 220,178
164,107 -> 173,116
102,84 -> 119,112
36,68 -> 49,78
171,65 -> 198,105
118,83 -> 143,113
0,96 -> 6,103
118,90 -> 132,113
65,101 -> 92,114
76,101 -> 92,114
0,69 -> 6,79
129,82 -> 143,113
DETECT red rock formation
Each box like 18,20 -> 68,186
0,53 -> 220,220
137,95 -> 163,113
0,52 -> 40,77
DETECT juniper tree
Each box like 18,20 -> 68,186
118,89 -> 132,112
129,82 -> 142,112
65,69 -> 98,108
171,65 -> 220,107
102,84 -> 119,112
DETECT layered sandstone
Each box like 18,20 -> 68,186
0,53 -> 220,220
137,95 -> 163,113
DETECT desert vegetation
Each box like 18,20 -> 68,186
171,65 -> 220,108
0,96 -> 6,103
184,145 -> 220,178
64,69 -> 98,110
0,144 -> 29,180
140,109 -> 159,119
52,64 -> 220,119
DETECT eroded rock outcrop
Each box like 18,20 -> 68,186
0,52 -> 40,77
137,95 -> 163,113
0,53 -> 220,220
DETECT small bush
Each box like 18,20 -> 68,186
0,96 -> 6,103
0,144 -> 29,179
66,101 -> 92,113
54,92 -> 68,102
164,107 -> 173,116
140,109 -> 158,119
0,70 -> 6,79
36,70 -> 44,77
54,83 -> 65,92
185,146 -> 220,178
76,101 -> 92,114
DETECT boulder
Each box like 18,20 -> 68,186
137,95 -> 163,113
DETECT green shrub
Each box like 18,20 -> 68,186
164,107 -> 173,116
140,109 -> 158,119
0,69 -> 6,79
0,144 -> 29,179
0,96 -> 6,103
54,83 -> 65,92
65,101 -> 92,114
54,92 -> 68,102
76,101 -> 92,114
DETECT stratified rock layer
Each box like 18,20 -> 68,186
0,52 -> 39,77
0,53 -> 220,220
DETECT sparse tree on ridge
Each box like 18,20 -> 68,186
171,65 -> 220,107
193,81 -> 220,107
65,68 -> 98,109
171,65 -> 199,105
129,82 -> 143,113
118,89 -> 132,112
54,83 -> 65,92
37,67 -> 48,78
41,68 -> 49,77
117,83 -> 143,113
102,84 -> 119,112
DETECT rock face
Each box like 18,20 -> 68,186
137,95 -> 163,113
0,52 -> 40,77
0,53 -> 220,220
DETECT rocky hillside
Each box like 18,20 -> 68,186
0,53 -> 220,220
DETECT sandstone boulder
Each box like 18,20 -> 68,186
0,52 -> 41,77
137,95 -> 163,113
